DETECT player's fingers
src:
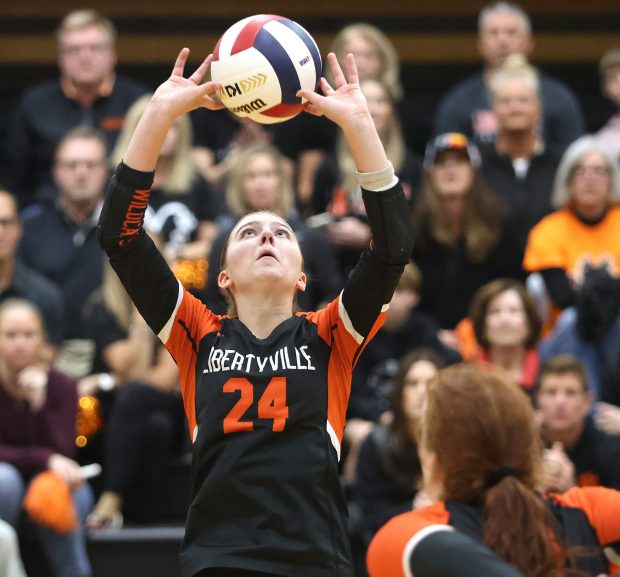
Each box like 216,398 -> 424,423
345,53 -> 359,85
172,48 -> 190,77
297,88 -> 324,106
319,77 -> 335,95
327,52 -> 346,88
301,101 -> 323,117
190,54 -> 213,84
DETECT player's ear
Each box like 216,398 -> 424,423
296,272 -> 307,292
218,269 -> 232,290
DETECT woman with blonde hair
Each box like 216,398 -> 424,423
367,364 -> 620,577
203,141 -> 343,314
112,94 -> 219,264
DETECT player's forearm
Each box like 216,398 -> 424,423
123,101 -> 176,173
341,111 -> 389,174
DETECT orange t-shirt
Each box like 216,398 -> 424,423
523,206 -> 620,284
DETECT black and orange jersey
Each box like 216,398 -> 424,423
98,162 -> 413,577
367,487 -> 620,577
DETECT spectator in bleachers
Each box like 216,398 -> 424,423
597,47 -> 620,158
203,143 -> 343,314
311,78 -> 422,275
0,299 -> 93,577
0,519 -> 27,577
0,189 -> 65,345
523,135 -> 620,397
112,95 -> 220,270
353,348 -> 444,545
19,126 -> 109,376
0,9 -> 145,208
433,1 -> 584,149
468,278 -> 541,393
479,55 -> 563,253
536,354 -> 620,491
411,133 -> 523,334
82,262 -> 182,528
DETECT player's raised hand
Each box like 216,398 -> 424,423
297,53 -> 369,129
151,48 -> 224,118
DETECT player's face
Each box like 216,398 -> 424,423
478,11 -> 532,69
0,306 -> 45,372
58,24 -> 116,87
221,212 -> 305,297
0,194 -> 21,263
362,79 -> 393,137
537,373 -> 591,436
484,289 -> 529,348
54,137 -> 109,207
342,33 -> 383,80
431,150 -> 474,199
402,360 -> 437,422
242,154 -> 282,212
493,79 -> 540,133
569,151 -> 612,219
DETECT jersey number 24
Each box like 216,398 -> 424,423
223,377 -> 288,434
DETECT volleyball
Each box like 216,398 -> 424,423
210,15 -> 322,124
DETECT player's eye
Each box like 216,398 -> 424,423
275,229 -> 290,238
240,228 -> 256,237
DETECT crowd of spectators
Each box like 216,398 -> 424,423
0,3 -> 619,577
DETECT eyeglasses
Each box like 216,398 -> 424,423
572,165 -> 610,179
56,159 -> 106,171
60,43 -> 112,56
0,217 -> 18,229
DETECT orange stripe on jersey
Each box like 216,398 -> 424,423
304,294 -> 388,449
165,288 -> 222,440
551,487 -> 620,550
367,502 -> 451,577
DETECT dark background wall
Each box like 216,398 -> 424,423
1,0 -> 619,142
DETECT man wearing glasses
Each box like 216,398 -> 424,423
0,10 -> 145,208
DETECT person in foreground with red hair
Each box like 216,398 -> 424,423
367,364 -> 620,577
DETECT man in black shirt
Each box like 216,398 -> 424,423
0,9 -> 145,207
19,126 -> 108,345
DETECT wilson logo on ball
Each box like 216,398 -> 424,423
229,99 -> 268,114
211,14 -> 322,124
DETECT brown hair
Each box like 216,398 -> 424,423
422,364 -> 559,577
537,354 -> 590,395
469,278 -> 542,349
413,171 -> 505,263
55,124 -> 108,161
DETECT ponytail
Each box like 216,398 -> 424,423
483,478 -> 559,577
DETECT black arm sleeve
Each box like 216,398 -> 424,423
540,267 -> 575,309
341,182 -> 414,337
97,162 -> 180,334
410,530 -> 525,577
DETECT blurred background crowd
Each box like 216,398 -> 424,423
0,2 -> 619,576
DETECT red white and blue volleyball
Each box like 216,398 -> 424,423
210,15 -> 322,124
